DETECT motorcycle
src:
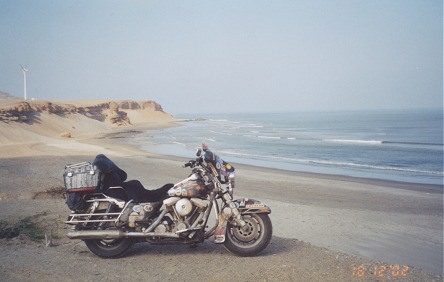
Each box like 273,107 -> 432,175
64,146 -> 272,258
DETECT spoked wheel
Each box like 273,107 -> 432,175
84,237 -> 133,258
223,213 -> 272,256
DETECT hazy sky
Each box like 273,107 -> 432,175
1,0 -> 442,114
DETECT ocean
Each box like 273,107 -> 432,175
135,109 -> 443,186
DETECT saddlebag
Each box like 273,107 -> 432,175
64,162 -> 101,211
64,162 -> 100,192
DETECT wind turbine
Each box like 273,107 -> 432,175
21,65 -> 28,100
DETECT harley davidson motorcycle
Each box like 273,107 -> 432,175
64,145 -> 272,258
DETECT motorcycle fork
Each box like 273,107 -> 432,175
201,194 -> 219,239
213,191 -> 246,243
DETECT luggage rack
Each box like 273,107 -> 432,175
65,199 -> 133,225
66,212 -> 122,224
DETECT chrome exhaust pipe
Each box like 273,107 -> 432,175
67,230 -> 180,240
67,230 -> 125,240
127,232 -> 179,239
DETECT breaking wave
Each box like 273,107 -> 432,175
326,139 -> 383,145
219,150 -> 443,176
325,139 -> 443,147
309,160 -> 444,175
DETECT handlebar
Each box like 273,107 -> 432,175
182,160 -> 196,168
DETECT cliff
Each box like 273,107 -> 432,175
0,99 -> 176,143
0,99 -> 173,126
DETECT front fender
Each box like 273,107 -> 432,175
233,198 -> 271,214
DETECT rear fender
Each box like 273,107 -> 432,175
234,198 -> 271,214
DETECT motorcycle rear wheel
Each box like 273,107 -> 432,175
223,213 -> 272,256
83,212 -> 134,258
84,237 -> 134,258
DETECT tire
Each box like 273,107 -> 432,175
223,213 -> 272,256
84,237 -> 134,258
83,211 -> 134,258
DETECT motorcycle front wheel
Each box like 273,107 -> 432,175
84,237 -> 134,258
223,213 -> 272,256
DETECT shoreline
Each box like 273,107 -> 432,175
159,110 -> 443,187
119,125 -> 444,189
102,127 -> 443,193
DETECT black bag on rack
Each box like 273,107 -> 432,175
92,154 -> 127,192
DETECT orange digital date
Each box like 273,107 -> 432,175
352,264 -> 409,277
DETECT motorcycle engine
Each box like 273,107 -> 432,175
127,203 -> 159,228
175,198 -> 193,216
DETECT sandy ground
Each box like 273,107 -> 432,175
0,122 -> 443,281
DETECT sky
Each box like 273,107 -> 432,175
0,0 -> 442,115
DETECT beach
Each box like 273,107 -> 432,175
0,100 -> 442,281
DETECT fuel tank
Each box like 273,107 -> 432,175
168,173 -> 205,197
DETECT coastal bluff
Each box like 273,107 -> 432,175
0,98 -> 175,143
